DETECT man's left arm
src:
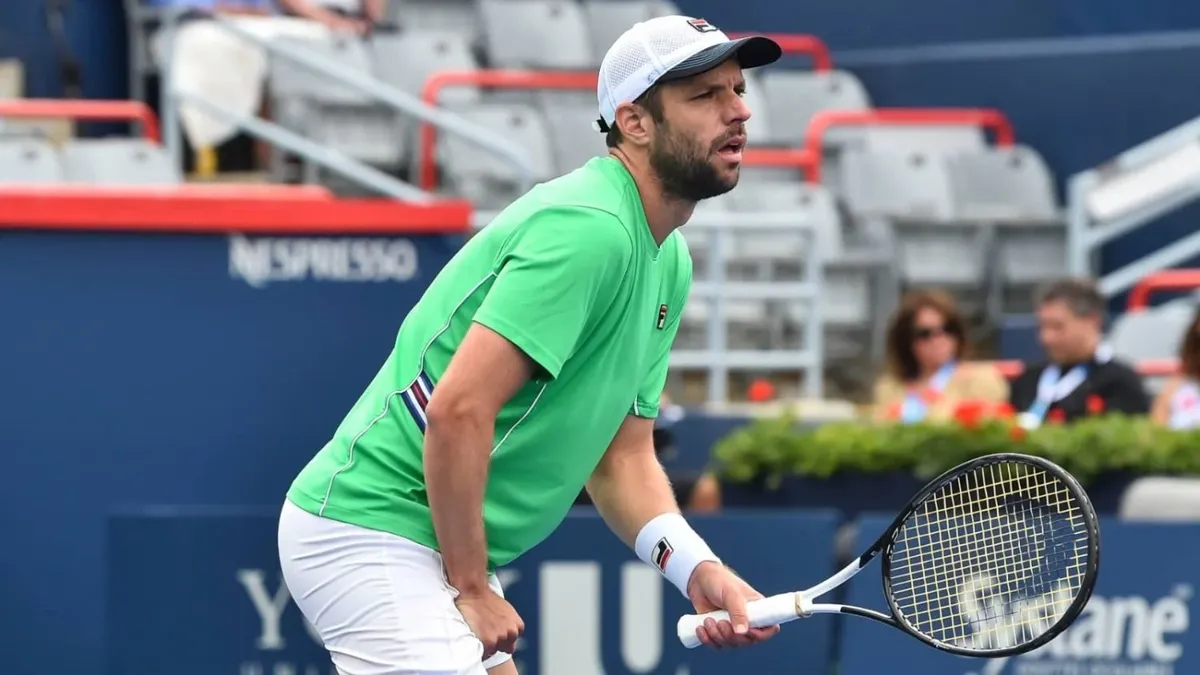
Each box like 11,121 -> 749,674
584,251 -> 779,648
586,415 -> 779,648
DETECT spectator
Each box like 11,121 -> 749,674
276,0 -> 385,35
872,289 -> 1008,424
1151,307 -> 1200,429
1011,277 -> 1149,427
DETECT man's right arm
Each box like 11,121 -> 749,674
424,324 -> 534,595
423,206 -> 632,594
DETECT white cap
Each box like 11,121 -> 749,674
595,15 -> 782,133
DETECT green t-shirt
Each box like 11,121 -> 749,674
286,156 -> 693,568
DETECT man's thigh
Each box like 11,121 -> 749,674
278,501 -> 513,675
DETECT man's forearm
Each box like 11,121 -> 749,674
587,449 -> 680,546
424,411 -> 492,595
587,447 -> 720,596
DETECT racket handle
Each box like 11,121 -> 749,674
676,592 -> 808,649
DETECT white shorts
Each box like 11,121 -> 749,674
277,500 -> 512,675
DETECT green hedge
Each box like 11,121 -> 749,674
710,413 -> 1200,489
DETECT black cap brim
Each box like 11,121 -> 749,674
657,35 -> 783,83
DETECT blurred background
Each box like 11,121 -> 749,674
4,1 -> 1200,674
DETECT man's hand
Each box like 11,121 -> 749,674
686,561 -> 781,649
455,588 -> 525,660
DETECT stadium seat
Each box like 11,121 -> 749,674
741,71 -> 773,147
60,138 -> 180,185
859,126 -> 988,155
0,136 -> 64,183
268,36 -> 404,171
539,95 -> 609,175
582,1 -> 663,65
1120,477 -> 1200,522
478,0 -> 593,69
759,70 -> 871,147
308,105 -> 407,168
722,181 -> 845,266
992,223 -> 1069,312
1108,298 -> 1195,393
268,35 -> 374,105
385,0 -> 482,45
948,145 -> 1060,223
369,31 -> 481,106
836,149 -> 957,222
439,103 -> 555,206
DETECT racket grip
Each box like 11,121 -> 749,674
676,592 -> 806,649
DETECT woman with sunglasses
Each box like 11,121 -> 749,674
871,289 -> 1008,423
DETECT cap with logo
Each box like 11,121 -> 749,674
595,16 -> 783,133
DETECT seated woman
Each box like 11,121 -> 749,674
872,289 -> 1009,423
1151,308 -> 1200,429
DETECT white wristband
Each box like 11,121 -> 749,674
634,513 -> 720,597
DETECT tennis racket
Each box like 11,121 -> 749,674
677,453 -> 1100,657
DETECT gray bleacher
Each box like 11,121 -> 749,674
18,0 -> 1068,402
0,134 -> 179,185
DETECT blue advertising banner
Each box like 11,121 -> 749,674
105,508 -> 841,675
839,515 -> 1198,675
0,231 -> 462,675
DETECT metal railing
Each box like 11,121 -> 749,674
800,107 -> 1015,182
1065,113 -> 1200,297
672,210 -> 826,402
0,99 -> 161,141
152,10 -> 537,200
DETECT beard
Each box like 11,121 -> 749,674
649,122 -> 740,202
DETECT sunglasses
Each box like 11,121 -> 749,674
913,324 -> 952,341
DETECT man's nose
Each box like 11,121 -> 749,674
728,93 -> 751,125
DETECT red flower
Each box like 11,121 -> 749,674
1009,425 -> 1028,441
953,400 -> 988,429
1086,394 -> 1106,415
994,402 -> 1016,419
1048,408 -> 1067,424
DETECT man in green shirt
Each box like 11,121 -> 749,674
279,14 -> 784,675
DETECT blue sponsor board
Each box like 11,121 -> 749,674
0,231 -> 462,675
839,515 -> 1197,675
105,508 -> 840,675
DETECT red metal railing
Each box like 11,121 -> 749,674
0,99 -> 162,143
417,70 -> 817,192
418,70 -> 594,192
1126,269 -> 1200,312
801,108 -> 1015,182
417,33 -> 832,191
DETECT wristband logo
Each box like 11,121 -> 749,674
651,538 -> 674,572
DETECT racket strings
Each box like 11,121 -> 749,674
887,462 -> 1091,651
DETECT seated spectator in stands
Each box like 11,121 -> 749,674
1151,308 -> 1200,429
872,289 -> 1008,424
276,0 -> 384,35
1011,277 -> 1149,427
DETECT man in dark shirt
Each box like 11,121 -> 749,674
1010,277 -> 1150,427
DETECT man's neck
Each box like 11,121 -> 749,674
610,149 -> 693,245
1057,336 -> 1101,366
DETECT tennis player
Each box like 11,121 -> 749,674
278,15 -> 783,675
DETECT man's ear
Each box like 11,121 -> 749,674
615,102 -> 653,147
